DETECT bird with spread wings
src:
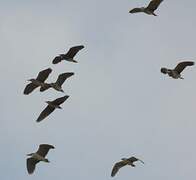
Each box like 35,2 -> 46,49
129,0 -> 163,16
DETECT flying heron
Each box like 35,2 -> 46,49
23,68 -> 52,95
111,156 -> 144,177
36,95 -> 69,122
52,45 -> 84,64
129,0 -> 163,16
161,61 -> 194,79
26,144 -> 54,174
40,72 -> 74,92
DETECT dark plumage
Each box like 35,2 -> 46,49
111,157 -> 144,177
129,0 -> 163,16
36,95 -> 69,122
24,68 -> 52,95
26,144 -> 54,174
161,61 -> 194,79
40,72 -> 74,92
52,45 -> 84,64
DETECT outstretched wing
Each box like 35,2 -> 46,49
36,68 -> 52,82
111,161 -> 127,177
52,55 -> 63,64
129,8 -> 143,14
55,72 -> 74,87
65,45 -> 84,58
36,105 -> 55,122
24,83 -> 39,95
27,158 -> 39,174
146,0 -> 163,12
52,95 -> 69,105
174,61 -> 194,74
36,144 -> 55,157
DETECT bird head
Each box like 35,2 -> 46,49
45,101 -> 51,105
26,153 -> 34,156
160,68 -> 168,74
27,78 -> 34,82
121,158 -> 127,161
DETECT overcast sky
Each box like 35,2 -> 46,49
1,0 -> 196,179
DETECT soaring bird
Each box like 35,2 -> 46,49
26,144 -> 54,174
161,61 -> 194,79
40,72 -> 74,92
24,68 -> 52,95
111,156 -> 144,177
52,45 -> 84,64
129,0 -> 163,16
36,95 -> 69,122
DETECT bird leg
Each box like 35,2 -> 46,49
152,12 -> 157,16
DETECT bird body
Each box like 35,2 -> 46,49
26,144 -> 54,174
49,83 -> 64,92
129,0 -> 163,16
111,156 -> 144,177
161,61 -> 194,79
27,153 -> 49,162
52,45 -> 84,64
45,101 -> 62,109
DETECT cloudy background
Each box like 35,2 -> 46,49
1,0 -> 196,179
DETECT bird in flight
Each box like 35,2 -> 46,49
26,144 -> 54,174
52,45 -> 84,64
161,61 -> 194,79
129,0 -> 163,16
111,156 -> 144,177
40,72 -> 74,92
36,95 -> 69,122
23,68 -> 52,95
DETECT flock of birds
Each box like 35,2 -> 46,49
24,45 -> 84,174
23,0 -> 195,177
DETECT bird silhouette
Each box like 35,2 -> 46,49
129,0 -> 163,16
111,156 -> 144,177
161,61 -> 194,79
26,144 -> 54,174
24,68 -> 52,95
36,95 -> 69,122
52,45 -> 84,64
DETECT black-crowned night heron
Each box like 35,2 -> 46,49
111,156 -> 144,177
23,68 -> 52,95
129,0 -> 163,16
161,61 -> 194,79
52,45 -> 84,64
26,144 -> 54,174
36,95 -> 69,122
40,72 -> 74,92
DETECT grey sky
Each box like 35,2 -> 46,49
1,0 -> 196,179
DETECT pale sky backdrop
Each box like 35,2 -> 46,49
1,0 -> 196,179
